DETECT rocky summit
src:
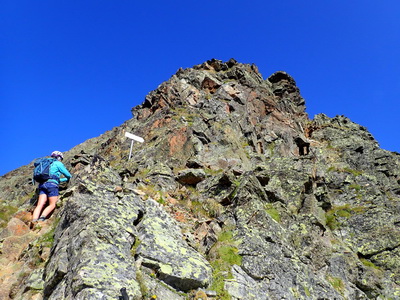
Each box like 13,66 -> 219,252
1,58 -> 400,300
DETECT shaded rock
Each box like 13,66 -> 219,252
176,168 -> 206,185
197,172 -> 238,206
194,220 -> 221,254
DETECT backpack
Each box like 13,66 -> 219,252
33,157 -> 57,183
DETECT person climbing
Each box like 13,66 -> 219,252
32,151 -> 72,222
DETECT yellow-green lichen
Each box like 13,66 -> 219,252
303,285 -> 311,297
159,263 -> 173,275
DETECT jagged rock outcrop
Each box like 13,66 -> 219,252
1,58 -> 399,299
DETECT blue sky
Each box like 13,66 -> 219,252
1,1 -> 399,176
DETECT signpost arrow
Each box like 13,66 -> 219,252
125,132 -> 144,160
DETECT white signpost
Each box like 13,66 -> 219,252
125,132 -> 144,160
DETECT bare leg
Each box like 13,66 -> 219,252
40,196 -> 59,218
32,194 -> 48,220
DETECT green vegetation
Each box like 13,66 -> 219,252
349,183 -> 362,193
37,228 -> 55,247
130,236 -> 150,297
360,258 -> 381,270
135,168 -> 152,180
325,204 -> 352,230
326,275 -> 345,295
303,285 -> 311,297
325,213 -> 338,230
131,237 -> 142,256
186,198 -> 223,219
30,218 -> 60,267
37,217 -> 59,247
343,167 -> 363,177
202,198 -> 223,218
187,199 -> 204,218
327,166 -> 336,172
185,199 -> 217,218
290,287 -> 301,298
136,270 -> 149,298
325,203 -> 367,230
233,180 -> 241,187
227,185 -> 240,202
265,203 -> 281,223
222,79 -> 235,84
156,192 -> 166,205
208,227 -> 242,300
204,168 -> 224,176
218,245 -> 242,265
138,185 -> 168,204
327,166 -> 363,177
267,142 -> 276,156
209,262 -> 231,300
0,204 -> 18,228
326,141 -> 335,149
241,141 -> 250,148
171,107 -> 198,125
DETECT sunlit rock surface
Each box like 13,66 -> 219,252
1,59 -> 399,299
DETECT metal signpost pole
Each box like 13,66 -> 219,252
129,140 -> 134,160
125,132 -> 144,160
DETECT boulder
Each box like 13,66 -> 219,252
136,200 -> 212,292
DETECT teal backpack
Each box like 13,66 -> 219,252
33,157 -> 57,183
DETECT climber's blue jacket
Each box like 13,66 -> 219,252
48,161 -> 72,184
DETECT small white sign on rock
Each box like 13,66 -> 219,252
125,132 -> 144,160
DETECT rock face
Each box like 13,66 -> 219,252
1,58 -> 400,299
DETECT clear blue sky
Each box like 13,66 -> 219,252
1,1 -> 399,176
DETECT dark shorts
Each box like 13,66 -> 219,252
38,182 -> 59,197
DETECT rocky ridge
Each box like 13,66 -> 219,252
0,58 -> 399,299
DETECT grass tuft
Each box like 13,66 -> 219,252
265,203 -> 281,223
208,227 -> 242,300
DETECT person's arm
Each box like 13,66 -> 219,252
57,162 -> 72,182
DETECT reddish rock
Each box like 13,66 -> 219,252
7,218 -> 30,236
2,234 -> 35,261
14,211 -> 32,225
169,127 -> 188,156
201,77 -> 220,94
